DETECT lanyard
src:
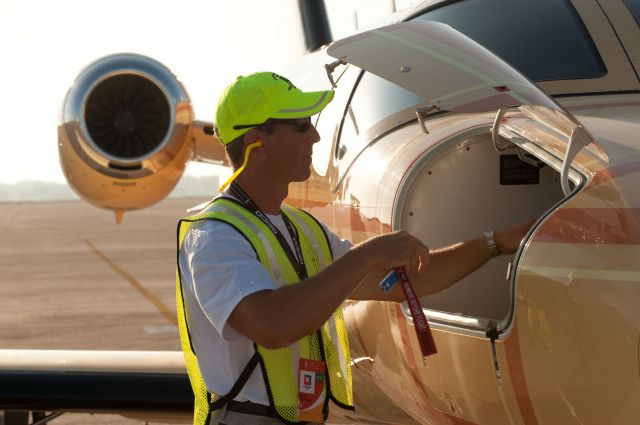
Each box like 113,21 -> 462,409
380,267 -> 437,360
229,182 -> 308,280
394,267 -> 437,359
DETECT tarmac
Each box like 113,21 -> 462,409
0,198 -> 205,424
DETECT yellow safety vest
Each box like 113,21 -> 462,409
176,198 -> 353,424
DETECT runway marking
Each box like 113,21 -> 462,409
84,239 -> 177,325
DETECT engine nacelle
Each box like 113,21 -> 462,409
58,53 -> 194,220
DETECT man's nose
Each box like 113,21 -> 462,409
309,124 -> 320,144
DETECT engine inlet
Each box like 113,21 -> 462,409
84,75 -> 170,160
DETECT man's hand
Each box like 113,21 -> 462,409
495,219 -> 535,255
358,230 -> 430,274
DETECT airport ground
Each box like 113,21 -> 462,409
0,198 -> 203,424
0,198 -> 358,425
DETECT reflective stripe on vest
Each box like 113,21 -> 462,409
176,198 -> 353,425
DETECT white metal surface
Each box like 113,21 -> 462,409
0,349 -> 185,373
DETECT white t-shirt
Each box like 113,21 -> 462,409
178,198 -> 352,405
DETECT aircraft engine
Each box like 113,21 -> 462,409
58,53 -> 194,222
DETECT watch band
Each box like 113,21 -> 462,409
483,230 -> 500,258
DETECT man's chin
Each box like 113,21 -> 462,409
292,168 -> 312,182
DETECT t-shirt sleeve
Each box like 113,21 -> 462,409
321,222 -> 352,261
180,220 -> 277,342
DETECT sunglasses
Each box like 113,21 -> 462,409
233,117 -> 312,133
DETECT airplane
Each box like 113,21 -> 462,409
2,0 -> 640,424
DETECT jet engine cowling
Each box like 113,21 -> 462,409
58,53 -> 194,221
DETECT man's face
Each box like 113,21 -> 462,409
260,117 -> 320,183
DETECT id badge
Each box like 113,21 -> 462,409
298,358 -> 325,422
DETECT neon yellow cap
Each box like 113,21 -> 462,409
214,72 -> 334,144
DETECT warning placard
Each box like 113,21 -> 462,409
500,155 -> 539,185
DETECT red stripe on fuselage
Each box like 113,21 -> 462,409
536,208 -> 640,244
504,324 -> 539,425
393,305 -> 435,414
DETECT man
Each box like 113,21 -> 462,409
177,72 -> 530,425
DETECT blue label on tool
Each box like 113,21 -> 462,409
379,270 -> 399,292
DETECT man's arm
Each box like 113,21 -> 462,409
228,220 -> 531,348
348,219 -> 534,302
227,230 -> 428,349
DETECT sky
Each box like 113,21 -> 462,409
0,0 -> 418,186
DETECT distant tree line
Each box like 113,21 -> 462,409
0,176 -> 220,203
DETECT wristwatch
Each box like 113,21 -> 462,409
483,230 -> 500,258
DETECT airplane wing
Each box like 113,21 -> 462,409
0,350 -> 192,422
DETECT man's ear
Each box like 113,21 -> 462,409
244,128 -> 264,159
243,129 -> 264,148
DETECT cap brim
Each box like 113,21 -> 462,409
272,90 -> 334,119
